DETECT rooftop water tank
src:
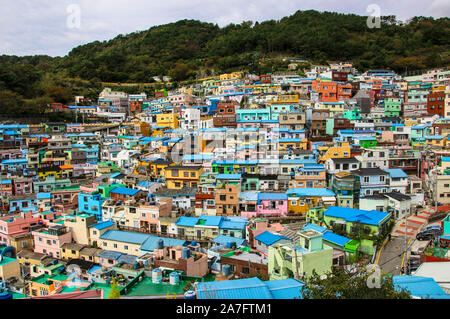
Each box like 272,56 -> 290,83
184,290 -> 196,299
152,268 -> 162,284
191,241 -> 197,246
181,248 -> 191,259
156,239 -> 164,250
169,272 -> 180,285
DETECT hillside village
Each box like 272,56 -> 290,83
1,63 -> 450,299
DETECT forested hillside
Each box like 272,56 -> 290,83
0,10 -> 449,118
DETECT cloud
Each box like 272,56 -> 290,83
0,0 -> 446,57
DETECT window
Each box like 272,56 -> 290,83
242,267 -> 250,274
124,245 -> 128,250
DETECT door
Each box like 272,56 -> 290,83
197,230 -> 202,239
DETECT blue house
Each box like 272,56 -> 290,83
351,167 -> 390,198
78,192 -> 105,221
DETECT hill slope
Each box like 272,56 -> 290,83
0,9 -> 449,117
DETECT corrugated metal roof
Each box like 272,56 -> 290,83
322,232 -> 351,247
212,235 -> 246,246
196,277 -> 305,299
393,275 -> 450,299
324,206 -> 390,226
255,231 -> 290,246
140,235 -> 187,252
196,277 -> 273,299
99,230 -> 150,245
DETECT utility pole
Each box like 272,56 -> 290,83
404,214 -> 408,275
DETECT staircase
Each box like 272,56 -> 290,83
393,210 -> 435,237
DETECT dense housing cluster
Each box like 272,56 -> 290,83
1,63 -> 450,299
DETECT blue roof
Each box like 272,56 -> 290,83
385,168 -> 408,179
286,188 -> 336,197
322,232 -> 352,247
212,235 -> 246,246
110,172 -> 122,178
219,219 -> 248,230
258,193 -> 288,201
393,276 -> 450,299
175,216 -> 199,227
255,231 -> 290,246
87,265 -> 102,274
140,235 -> 187,252
196,277 -> 273,299
137,181 -> 155,188
216,174 -> 241,180
264,278 -> 305,299
324,206 -> 390,226
36,192 -> 52,200
89,221 -> 115,230
196,277 -> 304,299
99,230 -> 150,245
109,187 -> 140,196
301,223 -> 328,234
97,250 -> 122,260
117,254 -> 138,264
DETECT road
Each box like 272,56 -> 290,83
377,236 -> 410,275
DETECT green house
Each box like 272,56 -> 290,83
358,137 -> 377,148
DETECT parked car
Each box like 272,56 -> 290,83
416,229 -> 442,241
422,224 -> 442,233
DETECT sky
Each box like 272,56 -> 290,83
0,0 -> 449,57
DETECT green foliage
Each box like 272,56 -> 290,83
0,11 -> 449,117
107,276 -> 121,299
301,267 -> 412,299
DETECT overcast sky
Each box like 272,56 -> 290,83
0,0 -> 448,57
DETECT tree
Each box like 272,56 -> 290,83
301,267 -> 411,299
45,85 -> 72,104
107,276 -> 121,299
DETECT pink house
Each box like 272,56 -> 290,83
13,178 -> 34,195
168,94 -> 196,107
32,225 -> 72,259
66,124 -> 85,133
0,211 -> 41,245
241,193 -> 288,218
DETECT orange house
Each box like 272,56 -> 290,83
312,80 -> 352,102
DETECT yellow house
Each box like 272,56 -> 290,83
79,247 -> 102,264
38,167 -> 63,180
63,213 -> 97,246
156,113 -> 179,129
60,243 -> 85,260
97,230 -> 147,256
287,189 -> 336,214
134,159 -> 174,178
27,273 -> 68,297
278,139 -> 309,151
151,127 -> 166,137
164,166 -> 203,189
317,142 -> 351,164
425,135 -> 448,148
